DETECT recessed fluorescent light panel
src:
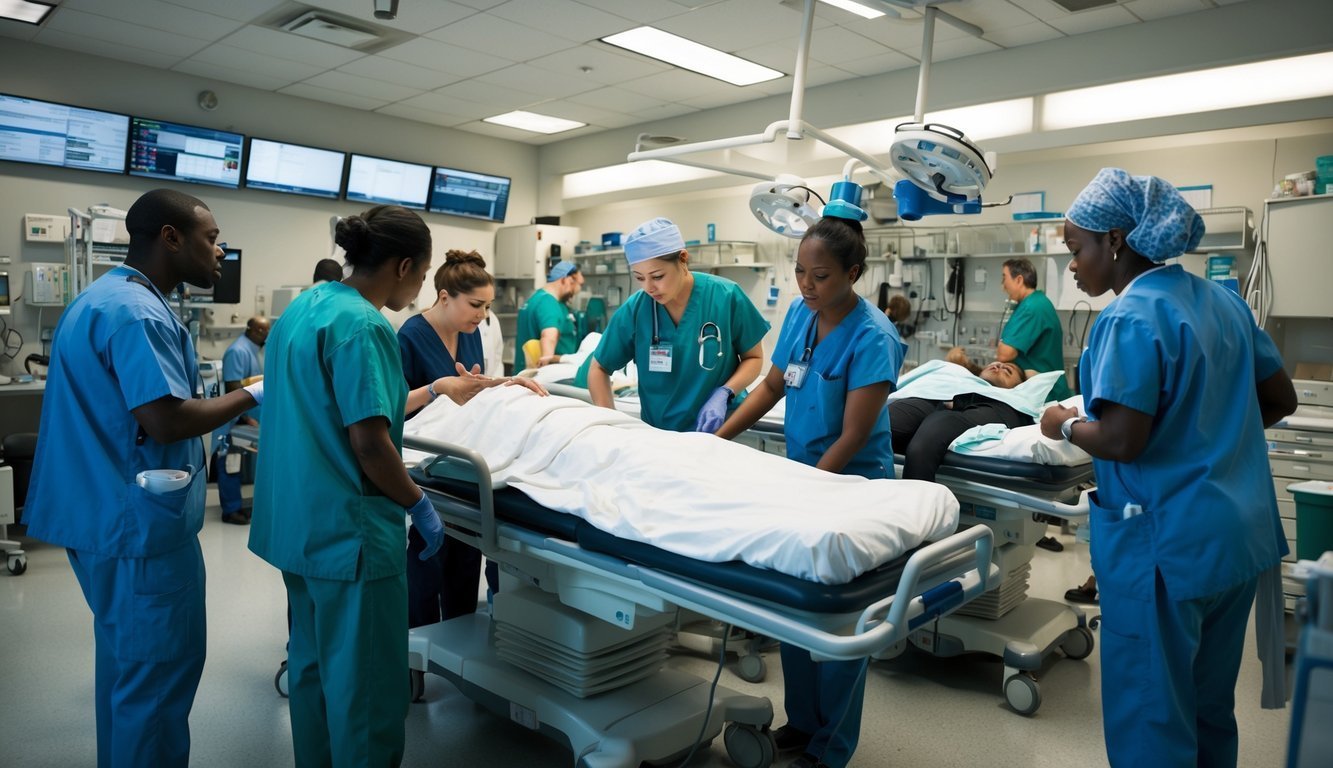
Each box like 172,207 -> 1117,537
818,0 -> 885,19
828,98 -> 1034,154
0,0 -> 54,24
483,110 -> 585,135
601,27 -> 784,87
563,160 -> 724,199
1042,51 -> 1333,130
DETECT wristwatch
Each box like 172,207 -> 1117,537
426,381 -> 440,402
1060,415 -> 1086,441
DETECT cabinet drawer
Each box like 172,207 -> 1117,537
1279,498 -> 1297,520
1269,457 -> 1333,481
1281,516 -> 1297,540
1294,379 -> 1333,406
1268,429 -> 1333,450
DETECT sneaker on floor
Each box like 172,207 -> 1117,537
771,724 -> 811,753
787,753 -> 830,768
1064,584 -> 1099,604
221,510 -> 250,525
1036,535 -> 1064,552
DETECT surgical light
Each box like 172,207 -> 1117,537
750,175 -> 823,239
0,0 -> 53,24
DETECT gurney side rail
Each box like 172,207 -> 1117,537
946,478 -> 1091,520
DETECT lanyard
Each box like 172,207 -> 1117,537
798,309 -> 820,364
650,301 -> 663,345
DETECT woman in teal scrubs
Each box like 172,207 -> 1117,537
587,217 -> 769,432
1040,169 -> 1296,768
717,206 -> 906,768
249,205 -> 448,768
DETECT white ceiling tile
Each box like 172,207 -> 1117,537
574,0 -> 693,24
31,28 -> 187,69
0,19 -> 41,42
838,15 -> 965,53
1005,0 -> 1071,18
218,26 -> 366,69
939,0 -> 1043,31
163,0 -> 287,23
450,0 -> 508,10
432,79 -> 545,110
378,37 -> 514,76
524,44 -> 670,87
628,102 -> 700,123
474,64 -> 602,99
526,98 -> 632,127
655,0 -> 822,52
425,13 -> 576,60
61,0 -> 243,40
279,82 -> 392,110
301,70 -> 424,102
337,55 -> 463,91
1123,0 -> 1209,22
836,50 -> 919,78
42,8 -> 210,57
1045,5 -> 1139,36
809,26 -> 898,63
186,44 -> 327,81
983,21 -> 1063,48
567,86 -> 670,114
295,0 -> 478,35
931,35 -> 1002,62
489,0 -> 636,43
375,103 -> 472,127
171,59 -> 298,91
397,91 -> 495,119
617,69 -> 738,102
734,40 -> 813,72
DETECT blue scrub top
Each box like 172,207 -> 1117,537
213,333 -> 263,443
248,282 -> 409,582
25,265 -> 206,558
398,313 -> 484,417
771,296 -> 905,479
1080,265 -> 1286,601
593,272 -> 770,432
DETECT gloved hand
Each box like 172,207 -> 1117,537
243,380 -> 264,407
406,493 -> 444,560
694,386 -> 733,433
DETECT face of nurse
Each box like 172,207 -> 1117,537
439,285 -> 495,334
978,361 -> 1023,389
1063,221 -> 1119,297
631,253 -> 689,306
174,206 -> 223,289
386,254 -> 432,313
794,236 -> 860,314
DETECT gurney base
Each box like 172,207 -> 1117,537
410,615 -> 775,768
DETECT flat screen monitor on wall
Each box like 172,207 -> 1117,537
345,154 -> 431,210
245,138 -> 346,199
0,93 -> 129,173
189,248 -> 241,304
129,116 -> 243,188
428,166 -> 510,223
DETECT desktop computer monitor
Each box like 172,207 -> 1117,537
188,249 -> 241,304
0,272 -> 10,315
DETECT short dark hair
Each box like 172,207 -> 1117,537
125,188 -> 209,251
1002,258 -> 1038,289
335,205 -> 431,272
802,216 -> 867,282
312,258 -> 344,283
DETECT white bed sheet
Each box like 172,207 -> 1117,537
404,388 -> 959,585
947,395 -> 1091,467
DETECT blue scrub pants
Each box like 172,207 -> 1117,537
1099,570 -> 1258,768
283,569 -> 408,768
406,526 -> 495,627
67,539 -> 206,768
779,644 -> 867,768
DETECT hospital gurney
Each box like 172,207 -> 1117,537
402,432 -> 997,768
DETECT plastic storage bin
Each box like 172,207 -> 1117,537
1292,481 -> 1333,560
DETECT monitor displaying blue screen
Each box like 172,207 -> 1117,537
428,166 -> 510,223
0,93 -> 128,173
129,116 -> 243,188
346,154 -> 431,209
245,138 -> 346,199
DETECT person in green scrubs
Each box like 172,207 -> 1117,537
514,260 -> 584,371
249,205 -> 449,768
587,217 -> 769,433
999,258 -> 1071,401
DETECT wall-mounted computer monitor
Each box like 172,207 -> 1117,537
189,248 -> 241,304
345,153 -> 431,210
428,166 -> 510,223
245,137 -> 346,199
129,116 -> 243,189
0,93 -> 129,174
0,271 -> 10,316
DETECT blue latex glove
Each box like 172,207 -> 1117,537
243,380 -> 264,407
694,386 -> 733,433
406,493 -> 444,560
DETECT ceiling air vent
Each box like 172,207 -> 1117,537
1050,0 -> 1118,11
280,11 -> 379,48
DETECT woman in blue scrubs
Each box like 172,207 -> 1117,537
249,205 -> 449,768
717,209 -> 906,768
1040,168 -> 1296,768
587,217 -> 769,433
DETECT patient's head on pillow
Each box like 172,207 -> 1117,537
978,361 -> 1026,389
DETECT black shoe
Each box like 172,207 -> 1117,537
787,753 -> 830,768
221,510 -> 250,525
771,724 -> 811,754
1036,536 -> 1064,552
1065,583 -> 1098,604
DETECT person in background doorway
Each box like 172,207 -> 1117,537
24,188 -> 262,767
312,258 -> 343,284
514,261 -> 583,370
212,316 -> 269,525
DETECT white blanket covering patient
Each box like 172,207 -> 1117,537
405,387 -> 959,585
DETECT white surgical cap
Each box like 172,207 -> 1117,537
623,218 -> 685,265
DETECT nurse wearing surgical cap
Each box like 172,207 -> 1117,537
587,217 -> 769,433
1040,168 -> 1296,768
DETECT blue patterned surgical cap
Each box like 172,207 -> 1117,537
624,217 -> 685,265
1066,168 -> 1205,262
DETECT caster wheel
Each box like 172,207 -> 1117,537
274,661 -> 289,698
8,555 -> 26,576
409,669 -> 426,702
1004,673 -> 1041,716
736,653 -> 766,683
724,723 -> 775,768
1061,626 -> 1095,660
1089,614 -> 1102,630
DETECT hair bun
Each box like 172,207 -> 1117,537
444,249 -> 486,269
334,216 -> 370,255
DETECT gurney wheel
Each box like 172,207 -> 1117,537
7,555 -> 26,576
1004,673 -> 1041,716
409,669 -> 426,703
724,723 -> 775,768
1060,626 -> 1095,661
274,661 -> 289,698
736,653 -> 767,683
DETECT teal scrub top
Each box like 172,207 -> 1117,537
1001,289 -> 1070,401
514,289 -> 578,372
771,296 -> 905,479
249,281 -> 409,582
592,272 -> 770,432
1080,266 -> 1287,601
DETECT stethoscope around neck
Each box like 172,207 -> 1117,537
650,303 -> 724,371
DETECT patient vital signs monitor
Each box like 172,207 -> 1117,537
0,93 -> 129,173
129,116 -> 243,189
245,138 -> 346,199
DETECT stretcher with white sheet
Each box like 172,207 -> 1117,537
399,388 -> 998,768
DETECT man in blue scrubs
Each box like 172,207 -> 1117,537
1042,169 -> 1296,768
24,188 -> 263,767
212,315 -> 268,524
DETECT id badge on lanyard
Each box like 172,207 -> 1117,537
784,361 -> 809,388
649,344 -> 673,373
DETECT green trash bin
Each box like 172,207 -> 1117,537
1291,481 -> 1333,560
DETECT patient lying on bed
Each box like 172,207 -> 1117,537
890,359 -> 1063,482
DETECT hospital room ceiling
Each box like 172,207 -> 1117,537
1,0 -> 1256,145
